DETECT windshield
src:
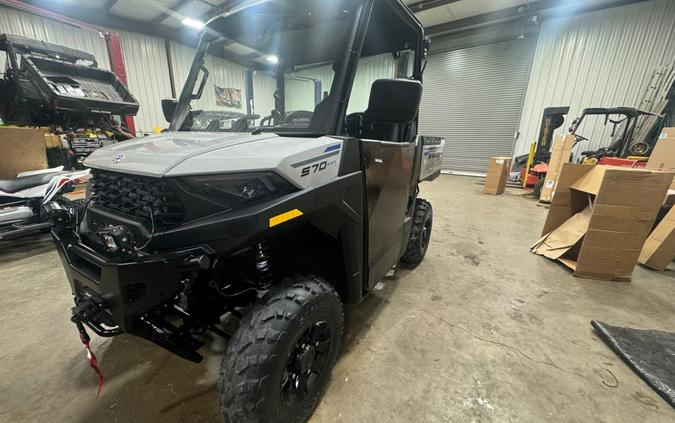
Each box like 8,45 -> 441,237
169,0 -> 361,135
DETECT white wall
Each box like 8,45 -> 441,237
0,6 -> 110,70
169,41 -> 247,117
118,31 -> 173,134
252,52 -> 396,124
347,53 -> 396,114
252,71 -> 276,121
515,0 -> 675,158
282,53 -> 397,117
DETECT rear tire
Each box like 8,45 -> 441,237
219,275 -> 343,423
400,198 -> 433,268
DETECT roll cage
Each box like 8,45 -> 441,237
168,0 -> 426,136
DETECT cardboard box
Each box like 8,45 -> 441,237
44,133 -> 63,149
639,206 -> 675,271
531,164 -> 674,281
484,156 -> 512,195
539,134 -> 574,203
647,127 -> 675,189
0,127 -> 48,179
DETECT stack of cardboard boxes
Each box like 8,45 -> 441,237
539,134 -> 575,203
531,164 -> 673,281
638,127 -> 675,271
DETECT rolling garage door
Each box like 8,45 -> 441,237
419,37 -> 535,175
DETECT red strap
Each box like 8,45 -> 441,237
84,342 -> 105,399
75,321 -> 104,398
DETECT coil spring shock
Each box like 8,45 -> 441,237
253,242 -> 273,286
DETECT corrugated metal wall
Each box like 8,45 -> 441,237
515,0 -> 675,158
420,37 -> 536,174
347,53 -> 396,114
283,53 -> 396,115
252,53 -> 395,122
0,6 -> 110,70
285,77 -> 318,112
169,41 -> 247,119
285,64 -> 334,112
252,71 -> 276,122
118,31 -> 173,134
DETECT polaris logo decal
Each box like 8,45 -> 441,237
112,154 -> 125,164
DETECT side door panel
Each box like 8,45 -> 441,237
361,139 -> 415,289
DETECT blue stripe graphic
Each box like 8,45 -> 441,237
324,144 -> 341,153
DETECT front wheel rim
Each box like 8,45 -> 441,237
280,321 -> 332,407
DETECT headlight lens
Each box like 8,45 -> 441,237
180,172 -> 296,210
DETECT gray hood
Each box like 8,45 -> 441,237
84,132 -> 278,177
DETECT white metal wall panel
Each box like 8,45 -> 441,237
285,78 -> 316,112
168,40 -> 195,92
420,38 -> 535,174
515,0 -> 675,158
118,31 -> 173,134
252,71 -> 276,121
0,6 -> 110,70
286,64 -> 334,112
254,53 -> 394,122
347,53 -> 396,114
169,41 -> 247,118
284,54 -> 396,114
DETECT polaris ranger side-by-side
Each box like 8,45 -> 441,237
49,1 -> 445,421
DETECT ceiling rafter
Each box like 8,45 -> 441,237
200,0 -> 244,21
407,0 -> 461,13
426,0 -> 652,36
104,0 -> 119,12
151,0 -> 194,25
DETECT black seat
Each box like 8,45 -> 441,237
0,172 -> 60,194
361,79 -> 422,142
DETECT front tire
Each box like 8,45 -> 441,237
533,178 -> 544,199
219,275 -> 343,423
400,198 -> 433,268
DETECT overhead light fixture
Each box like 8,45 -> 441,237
182,17 -> 205,30
265,55 -> 279,64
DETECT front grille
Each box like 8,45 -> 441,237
90,170 -> 185,228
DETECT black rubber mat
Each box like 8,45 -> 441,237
591,320 -> 675,408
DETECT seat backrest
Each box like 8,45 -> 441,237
361,79 -> 422,142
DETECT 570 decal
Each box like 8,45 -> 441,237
300,159 -> 337,177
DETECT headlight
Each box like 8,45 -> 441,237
180,172 -> 297,210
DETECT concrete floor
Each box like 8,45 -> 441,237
1,175 -> 674,423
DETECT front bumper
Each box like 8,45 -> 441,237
53,231 -> 213,361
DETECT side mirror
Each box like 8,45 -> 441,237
162,99 -> 177,122
364,79 -> 422,124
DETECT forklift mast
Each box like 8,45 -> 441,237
534,106 -> 569,163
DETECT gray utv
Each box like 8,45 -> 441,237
48,0 -> 444,421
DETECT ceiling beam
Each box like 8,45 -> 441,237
13,0 -> 202,45
104,0 -> 119,12
426,0 -> 653,36
4,0 -> 272,70
151,0 -> 193,25
407,0 -> 461,13
201,0 -> 244,21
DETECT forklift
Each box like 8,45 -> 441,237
570,107 -> 664,166
517,106 -> 569,198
